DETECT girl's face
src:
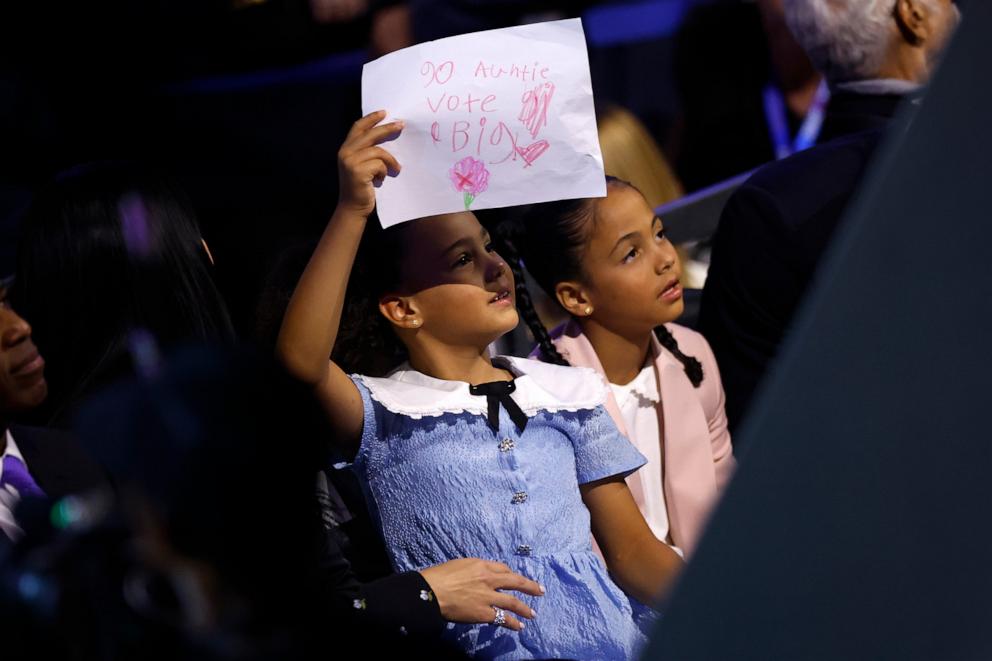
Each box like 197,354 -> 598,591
382,212 -> 518,349
559,185 -> 684,338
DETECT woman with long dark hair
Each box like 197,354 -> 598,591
12,162 -> 235,424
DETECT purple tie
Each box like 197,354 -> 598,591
1,454 -> 46,499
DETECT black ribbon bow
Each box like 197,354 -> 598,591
469,380 -> 528,434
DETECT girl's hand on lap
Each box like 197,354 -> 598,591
337,110 -> 404,219
420,558 -> 544,631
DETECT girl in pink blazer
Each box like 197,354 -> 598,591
498,177 -> 735,558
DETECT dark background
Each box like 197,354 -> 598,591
0,0 -> 791,335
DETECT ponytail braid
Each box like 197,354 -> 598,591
494,227 -> 570,366
654,325 -> 703,387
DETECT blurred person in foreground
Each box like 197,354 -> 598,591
0,345 -> 470,659
698,0 -> 960,440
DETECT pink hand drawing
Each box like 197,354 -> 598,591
519,82 -> 555,139
449,156 -> 491,210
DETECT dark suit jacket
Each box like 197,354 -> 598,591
11,424 -> 107,498
817,90 -> 907,144
698,91 -> 907,440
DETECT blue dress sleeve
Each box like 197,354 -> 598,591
569,404 -> 647,485
349,376 -> 380,473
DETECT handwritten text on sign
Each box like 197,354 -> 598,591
362,19 -> 605,227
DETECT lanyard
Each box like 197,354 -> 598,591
763,79 -> 831,160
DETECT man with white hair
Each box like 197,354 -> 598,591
785,0 -> 957,84
785,0 -> 959,140
698,0 -> 960,442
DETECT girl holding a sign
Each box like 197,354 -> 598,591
497,178 -> 735,560
278,111 -> 682,660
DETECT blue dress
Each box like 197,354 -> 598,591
350,356 -> 651,660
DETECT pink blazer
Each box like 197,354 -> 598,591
533,319 -> 735,557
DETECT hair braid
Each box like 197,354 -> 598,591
492,222 -> 570,366
654,325 -> 703,387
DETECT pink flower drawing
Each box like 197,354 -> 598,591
449,156 -> 490,210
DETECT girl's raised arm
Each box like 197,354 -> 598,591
582,476 -> 684,606
277,111 -> 403,451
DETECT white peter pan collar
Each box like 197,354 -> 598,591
354,356 -> 608,420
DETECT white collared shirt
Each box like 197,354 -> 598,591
0,430 -> 28,541
610,363 -> 683,557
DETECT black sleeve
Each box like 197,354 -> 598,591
359,570 -> 447,638
314,466 -> 446,638
313,519 -> 445,639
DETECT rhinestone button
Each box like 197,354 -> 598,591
511,491 -> 528,504
498,438 -> 515,452
515,545 -> 532,557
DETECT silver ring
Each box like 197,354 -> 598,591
492,606 -> 506,626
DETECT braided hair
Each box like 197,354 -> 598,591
654,326 -> 703,387
493,221 -> 569,367
495,177 -> 704,388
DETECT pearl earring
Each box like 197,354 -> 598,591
584,306 -> 592,315
411,319 -> 420,326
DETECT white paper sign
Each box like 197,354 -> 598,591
362,18 -> 606,227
